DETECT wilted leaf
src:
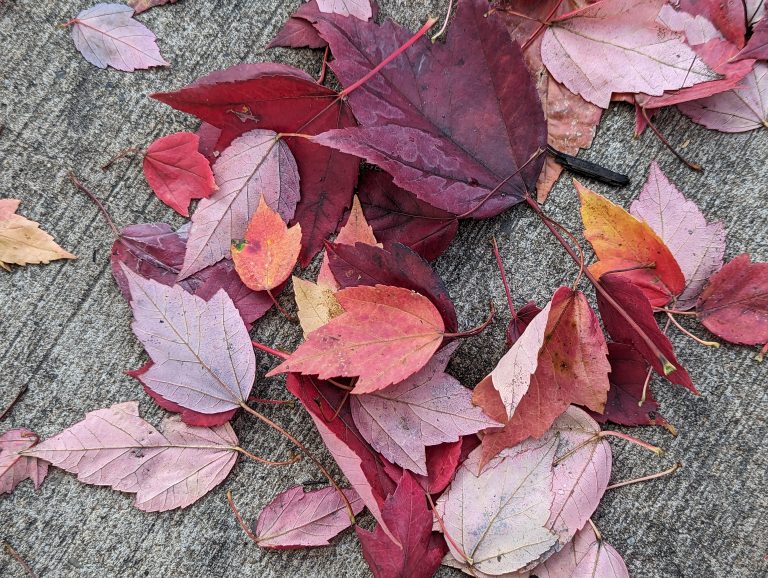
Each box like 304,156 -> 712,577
143,132 -> 217,217
0,199 -> 75,269
269,285 -> 445,393
253,486 -> 364,549
0,429 -> 48,495
67,4 -> 168,71
350,343 -> 499,475
293,276 -> 343,337
124,266 -> 256,414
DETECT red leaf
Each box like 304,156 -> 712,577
356,472 -> 447,578
143,132 -> 217,217
506,300 -> 542,348
128,0 -> 179,14
597,274 -> 697,393
326,241 -> 458,333
152,63 -> 359,265
269,285 -> 445,393
697,254 -> 768,346
735,18 -> 768,60
0,429 -> 48,495
308,0 -> 546,217
356,170 -> 458,261
196,122 -> 221,162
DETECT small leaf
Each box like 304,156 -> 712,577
25,402 -> 238,511
0,429 -> 48,495
0,199 -> 75,269
253,486 -> 364,549
269,285 -> 446,393
68,4 -> 168,71
231,197 -> 302,292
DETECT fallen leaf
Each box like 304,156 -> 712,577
253,486 -> 364,549
578,180 -> 685,307
356,471 -> 447,578
0,429 -> 48,495
0,199 -> 75,269
326,241 -> 458,332
231,197 -> 302,292
597,273 -> 696,393
747,0 -> 766,26
269,0 -> 379,49
572,537 -> 630,578
435,437 -> 559,575
128,0 -> 179,14
67,3 -> 168,71
507,301 -> 542,348
269,285 -> 445,393
25,402 -> 237,511
735,18 -> 768,60
123,266 -> 256,414
679,63 -> 768,132
317,0 -> 372,20
630,162 -> 726,309
152,63 -> 359,265
696,254 -> 768,345
293,276 -> 343,337
356,170 -> 458,261
350,343 -> 499,475
143,132 -> 217,217
179,129 -> 301,280
672,0 -> 747,47
286,374 -> 399,545
309,0 -> 546,217
540,0 -> 716,108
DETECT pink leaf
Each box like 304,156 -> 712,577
317,0 -> 372,20
630,162 -> 726,308
735,18 -> 768,61
541,0 -> 717,108
178,129 -> 301,280
25,402 -> 238,511
523,524 -> 600,578
356,472 -> 447,578
128,0 -> 179,14
69,4 -> 168,72
572,538 -> 630,578
143,132 -> 217,217
435,438 -> 559,575
123,266 -> 256,414
253,486 -> 364,549
350,343 -> 499,475
0,429 -> 48,495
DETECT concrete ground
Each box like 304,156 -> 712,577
0,1 -> 766,577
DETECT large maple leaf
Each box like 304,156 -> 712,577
307,0 -> 546,217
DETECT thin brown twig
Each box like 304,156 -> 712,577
606,462 -> 682,490
68,171 -> 120,237
226,491 -> 260,543
2,540 -> 36,578
665,311 -> 720,347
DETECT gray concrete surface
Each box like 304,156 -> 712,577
0,1 -> 766,577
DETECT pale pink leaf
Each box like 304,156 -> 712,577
69,3 -> 168,72
25,402 -> 238,512
747,0 -> 765,25
124,266 -> 256,414
316,0 -> 372,20
572,538 -> 630,578
541,0 -> 717,108
178,129 -> 300,280
630,162 -> 726,308
435,438 -> 559,575
0,429 -> 48,494
254,486 -> 364,549
522,525 -> 599,578
679,63 -> 768,132
350,343 -> 499,476
657,3 -> 722,46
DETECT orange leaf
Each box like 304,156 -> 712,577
577,180 -> 684,306
231,196 -> 301,292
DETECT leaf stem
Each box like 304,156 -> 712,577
339,18 -> 438,98
235,446 -> 300,466
491,237 -> 517,319
520,0 -> 564,51
247,396 -> 295,406
238,402 -> 356,523
68,171 -> 121,237
2,541 -> 36,578
639,106 -> 702,171
554,430 -> 662,466
588,518 -> 602,541
442,301 -> 495,339
226,491 -> 260,543
251,340 -> 290,360
267,289 -> 297,322
432,0 -> 453,42
664,311 -> 720,348
101,147 -> 142,170
426,492 -> 471,565
317,46 -> 330,85
654,307 -> 696,316
606,462 -> 682,490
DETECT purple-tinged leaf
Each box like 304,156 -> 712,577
572,538 -> 630,578
734,18 -> 768,61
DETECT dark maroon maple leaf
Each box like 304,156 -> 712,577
506,300 -> 542,348
355,471 -> 447,578
196,122 -> 222,162
306,0 -> 546,217
152,63 -> 359,265
597,274 -> 696,394
325,241 -> 458,332
356,170 -> 458,261
589,343 -> 670,430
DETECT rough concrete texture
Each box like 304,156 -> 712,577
0,1 -> 766,576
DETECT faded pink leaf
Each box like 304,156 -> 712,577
178,129 -> 300,280
317,0 -> 372,20
541,0 -> 716,108
0,429 -> 48,495
123,266 -> 256,414
679,63 -> 768,132
630,162 -> 726,308
128,0 -> 179,14
521,524 -> 599,578
350,343 -> 499,476
572,538 -> 630,578
25,402 -> 238,511
68,4 -> 168,72
435,438 -> 559,575
253,486 -> 363,549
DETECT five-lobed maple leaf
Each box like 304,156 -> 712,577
0,199 -> 76,270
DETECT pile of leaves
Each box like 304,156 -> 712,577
2,1 -> 768,577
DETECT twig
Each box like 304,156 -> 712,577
607,462 -> 682,490
226,491 -> 260,543
432,0 -> 453,42
639,106 -> 702,171
665,311 -> 720,348
2,541 -> 36,578
68,172 -> 121,237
